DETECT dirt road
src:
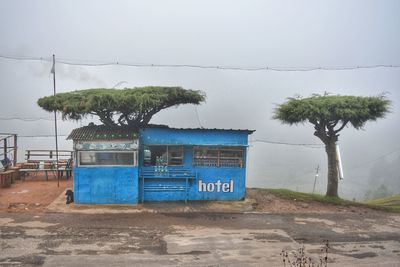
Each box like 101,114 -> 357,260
1,211 -> 399,266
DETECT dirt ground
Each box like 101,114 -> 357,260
246,188 -> 375,214
0,176 -> 389,215
0,173 -> 72,212
1,177 -> 400,266
1,211 -> 400,266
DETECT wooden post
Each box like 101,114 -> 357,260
13,134 -> 17,166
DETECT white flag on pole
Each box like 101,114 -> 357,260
50,60 -> 55,74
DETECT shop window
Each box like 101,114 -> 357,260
79,151 -> 137,166
168,146 -> 184,166
143,145 -> 183,166
219,148 -> 244,168
193,146 -> 244,168
193,147 -> 218,167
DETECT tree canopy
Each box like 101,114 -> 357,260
273,94 -> 391,144
37,86 -> 205,130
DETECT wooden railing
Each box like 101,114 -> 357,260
25,150 -> 73,162
0,133 -> 17,168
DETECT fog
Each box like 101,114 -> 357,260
1,0 -> 399,200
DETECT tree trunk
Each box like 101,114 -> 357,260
325,141 -> 339,197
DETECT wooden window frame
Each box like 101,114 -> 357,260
77,150 -> 138,167
193,146 -> 244,168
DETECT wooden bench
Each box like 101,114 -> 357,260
20,159 -> 73,181
20,150 -> 73,181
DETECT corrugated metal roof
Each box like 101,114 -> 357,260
67,125 -> 138,140
67,124 -> 255,140
143,124 -> 255,134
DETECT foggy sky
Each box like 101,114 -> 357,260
1,0 -> 399,199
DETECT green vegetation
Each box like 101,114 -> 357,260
265,188 -> 354,206
273,94 -> 391,197
262,188 -> 400,213
367,195 -> 400,212
37,86 -> 205,130
364,184 -> 393,201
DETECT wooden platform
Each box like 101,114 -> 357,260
0,167 -> 20,188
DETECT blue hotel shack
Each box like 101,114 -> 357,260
68,124 -> 254,204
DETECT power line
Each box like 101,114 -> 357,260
1,53 -> 400,72
18,134 -> 69,138
0,116 -> 54,121
347,148 -> 400,171
0,54 -> 52,62
250,139 -> 323,148
194,106 -> 203,128
15,133 -> 322,149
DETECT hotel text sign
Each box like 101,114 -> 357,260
198,180 -> 234,193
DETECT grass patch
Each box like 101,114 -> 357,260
264,188 -> 354,206
256,188 -> 400,213
367,195 -> 400,212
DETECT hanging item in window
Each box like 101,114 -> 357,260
193,146 -> 244,168
143,145 -> 183,167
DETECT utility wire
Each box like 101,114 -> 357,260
0,54 -> 52,62
347,148 -> 400,171
250,139 -> 323,148
194,106 -> 203,128
1,54 -> 400,72
18,134 -> 69,138
15,133 -> 323,149
0,116 -> 54,121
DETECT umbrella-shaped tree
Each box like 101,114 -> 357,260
273,94 -> 391,197
37,86 -> 206,131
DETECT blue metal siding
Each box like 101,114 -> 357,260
139,145 -> 247,202
74,167 -> 139,204
73,127 -> 251,204
140,128 -> 249,146
139,128 -> 249,202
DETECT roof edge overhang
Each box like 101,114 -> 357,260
67,124 -> 255,141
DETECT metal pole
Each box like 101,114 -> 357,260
13,134 -> 17,166
312,165 -> 319,194
3,139 -> 6,161
52,54 -> 60,187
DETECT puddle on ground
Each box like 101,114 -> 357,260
165,226 -> 294,257
6,221 -> 58,228
294,217 -> 336,226
0,218 -> 14,226
25,229 -> 51,236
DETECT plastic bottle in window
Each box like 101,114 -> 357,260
161,162 -> 165,175
155,157 -> 160,175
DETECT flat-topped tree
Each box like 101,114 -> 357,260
273,94 -> 390,197
37,86 -> 206,131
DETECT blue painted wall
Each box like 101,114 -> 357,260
72,127 -> 252,204
74,166 -> 139,204
139,128 -> 250,202
141,166 -> 246,202
140,128 -> 250,146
